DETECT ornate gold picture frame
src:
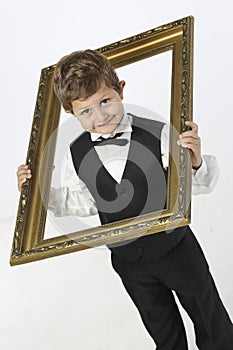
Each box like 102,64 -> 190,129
10,16 -> 194,265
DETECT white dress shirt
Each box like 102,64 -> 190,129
48,114 -> 219,217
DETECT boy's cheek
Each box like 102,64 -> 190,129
113,102 -> 124,114
77,119 -> 93,132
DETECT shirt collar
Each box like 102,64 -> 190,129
90,113 -> 132,141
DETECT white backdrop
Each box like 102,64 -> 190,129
0,1 -> 233,349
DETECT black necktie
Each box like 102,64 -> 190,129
92,132 -> 129,146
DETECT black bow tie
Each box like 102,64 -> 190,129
92,132 -> 129,146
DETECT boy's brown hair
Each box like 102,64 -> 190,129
53,49 -> 121,113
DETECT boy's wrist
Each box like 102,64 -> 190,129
192,157 -> 203,171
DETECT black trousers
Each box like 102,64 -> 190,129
111,227 -> 233,349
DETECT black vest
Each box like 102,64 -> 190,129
70,115 -> 187,261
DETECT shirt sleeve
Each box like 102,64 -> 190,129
48,149 -> 98,217
160,123 -> 169,169
191,155 -> 220,195
160,124 -> 220,195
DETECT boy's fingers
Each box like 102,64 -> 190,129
17,169 -> 31,177
18,173 -> 31,181
180,122 -> 199,138
17,165 -> 32,192
16,165 -> 32,192
17,166 -> 31,176
180,130 -> 199,139
177,139 -> 200,149
185,120 -> 198,132
178,136 -> 200,145
17,164 -> 28,171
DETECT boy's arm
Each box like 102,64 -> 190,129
17,152 -> 98,218
48,183 -> 98,217
161,122 -> 219,195
48,149 -> 98,217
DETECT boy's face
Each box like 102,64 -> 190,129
71,81 -> 125,134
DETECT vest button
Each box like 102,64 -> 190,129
137,246 -> 143,255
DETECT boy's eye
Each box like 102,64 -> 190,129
100,98 -> 110,106
81,108 -> 91,116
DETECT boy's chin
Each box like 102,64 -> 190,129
93,124 -> 119,134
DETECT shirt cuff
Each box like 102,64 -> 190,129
192,155 -> 220,195
192,157 -> 207,178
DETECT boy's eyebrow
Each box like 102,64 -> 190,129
78,93 -> 112,110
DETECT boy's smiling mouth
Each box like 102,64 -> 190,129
96,115 -> 115,128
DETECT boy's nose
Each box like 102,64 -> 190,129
94,107 -> 108,122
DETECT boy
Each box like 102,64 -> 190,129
17,50 -> 233,349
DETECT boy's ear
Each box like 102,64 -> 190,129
119,80 -> 125,99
